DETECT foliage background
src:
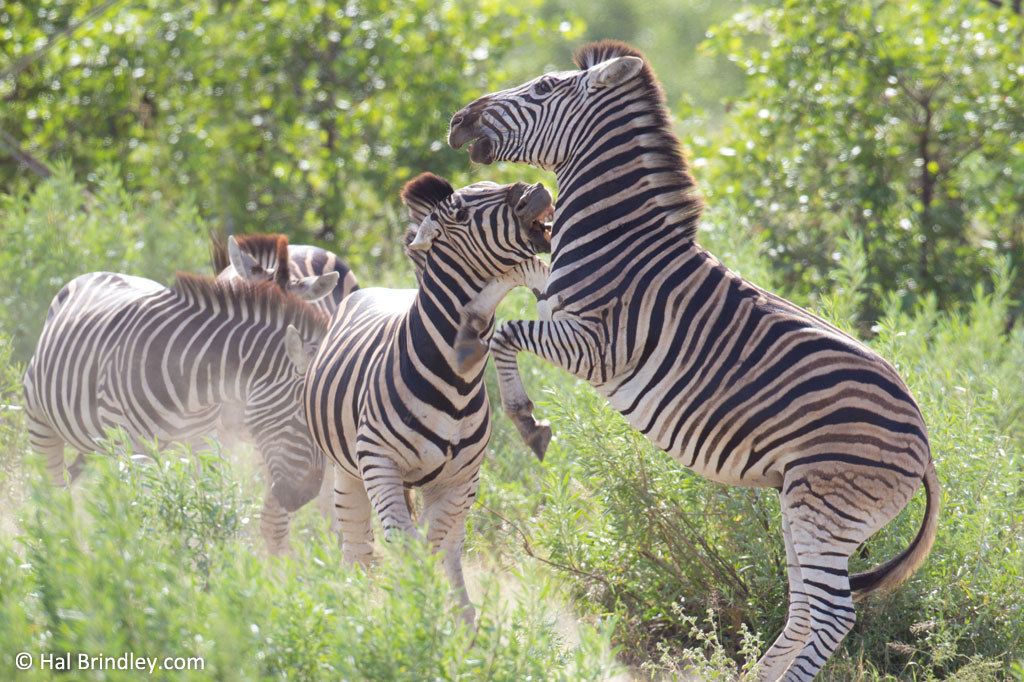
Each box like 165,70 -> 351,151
2,0 -> 1024,680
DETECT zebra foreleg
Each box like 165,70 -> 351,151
317,460 -> 341,540
489,317 -> 609,459
335,468 -> 375,565
27,415 -> 73,487
260,485 -> 293,556
421,478 -> 479,625
358,447 -> 423,545
455,257 -> 551,371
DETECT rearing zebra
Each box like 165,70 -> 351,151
300,172 -> 551,622
23,272 -> 328,554
448,41 -> 939,681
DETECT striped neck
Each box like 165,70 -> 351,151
549,89 -> 703,265
407,251 -> 499,379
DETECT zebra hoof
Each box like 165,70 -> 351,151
517,418 -> 551,461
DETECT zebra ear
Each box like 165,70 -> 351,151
228,236 -> 263,279
289,272 -> 339,302
408,218 -> 441,251
590,55 -> 644,90
284,325 -> 313,374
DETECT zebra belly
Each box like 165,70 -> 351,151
601,376 -> 784,488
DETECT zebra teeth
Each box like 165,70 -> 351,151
531,206 -> 554,239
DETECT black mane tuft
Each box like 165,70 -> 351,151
401,173 -> 455,212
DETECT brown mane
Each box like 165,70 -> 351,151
401,173 -> 455,214
173,272 -> 328,337
209,232 -> 293,289
573,40 -> 704,241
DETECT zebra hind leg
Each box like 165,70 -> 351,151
750,511 -> 811,681
260,485 -> 293,556
760,466 -> 906,681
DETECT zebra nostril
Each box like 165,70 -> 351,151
451,114 -> 465,127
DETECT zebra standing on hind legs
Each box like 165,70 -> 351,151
448,40 -> 939,680
299,172 -> 552,623
23,271 -> 329,555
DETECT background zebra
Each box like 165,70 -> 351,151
299,172 -> 551,622
212,232 -> 360,534
23,271 -> 329,555
211,232 -> 359,313
448,40 -> 939,680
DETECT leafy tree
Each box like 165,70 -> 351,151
0,0 -> 573,267
700,0 -> 1024,317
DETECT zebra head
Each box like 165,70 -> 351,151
215,233 -> 340,304
400,172 -> 553,277
447,41 -> 648,171
246,306 -> 328,514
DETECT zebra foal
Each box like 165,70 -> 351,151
448,41 -> 939,679
23,272 -> 328,554
300,173 -> 551,622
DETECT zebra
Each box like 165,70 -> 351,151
23,271 -> 329,555
447,40 -> 939,680
298,172 -> 552,622
210,232 -> 359,313
212,232 -> 360,534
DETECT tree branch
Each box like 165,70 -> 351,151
0,127 -> 51,179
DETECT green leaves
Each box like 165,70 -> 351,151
1,0 -> 566,267
700,0 -> 1024,318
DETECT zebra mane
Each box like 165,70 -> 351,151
401,173 -> 455,218
173,272 -> 328,337
209,232 -> 292,289
573,40 -> 704,241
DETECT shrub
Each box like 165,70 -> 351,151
0,164 -> 209,363
0,449 -> 622,681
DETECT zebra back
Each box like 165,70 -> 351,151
24,271 -> 329,517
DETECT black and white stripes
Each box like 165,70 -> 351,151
300,173 -> 551,623
23,271 -> 329,554
448,40 -> 939,680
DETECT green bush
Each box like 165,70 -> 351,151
0,450 -> 621,681
0,0 -> 576,265
0,164 -> 209,363
698,0 -> 1024,316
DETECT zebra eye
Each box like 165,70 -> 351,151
534,79 -> 552,95
454,208 -> 469,222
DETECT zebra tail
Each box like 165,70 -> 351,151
850,460 -> 940,601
